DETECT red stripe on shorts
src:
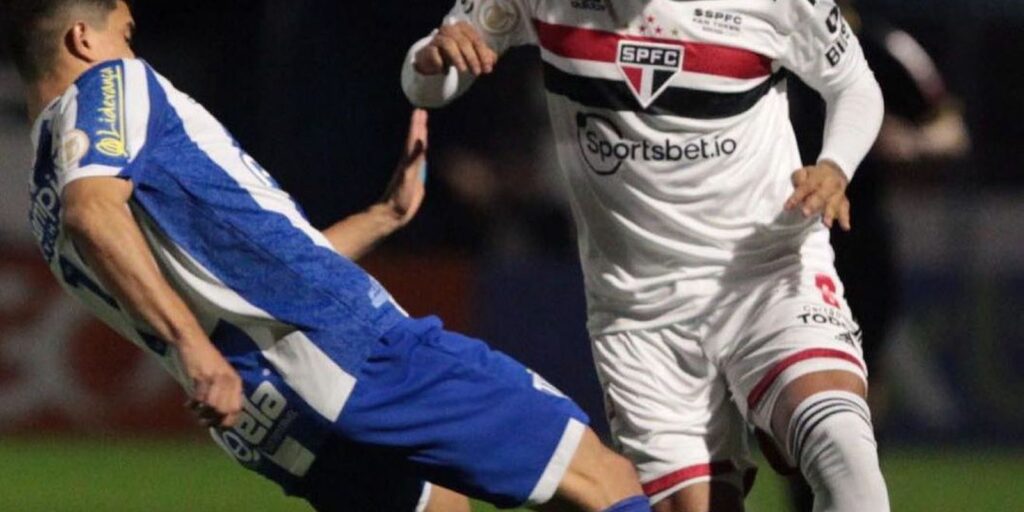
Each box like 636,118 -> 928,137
642,460 -> 737,497
533,19 -> 772,79
746,349 -> 865,410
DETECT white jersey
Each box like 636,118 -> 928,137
404,0 -> 882,334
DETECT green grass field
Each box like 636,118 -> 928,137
0,438 -> 1018,511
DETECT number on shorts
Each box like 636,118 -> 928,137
815,274 -> 840,308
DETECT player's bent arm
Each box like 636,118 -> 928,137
323,110 -> 428,260
402,28 -> 485,108
62,177 -> 242,427
322,204 -> 406,261
818,69 -> 884,180
402,0 -> 533,108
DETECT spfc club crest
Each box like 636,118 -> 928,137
616,40 -> 684,108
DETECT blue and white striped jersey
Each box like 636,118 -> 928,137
28,58 -> 406,428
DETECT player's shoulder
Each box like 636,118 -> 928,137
757,0 -> 840,35
59,58 -> 161,123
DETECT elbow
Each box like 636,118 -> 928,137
62,196 -> 120,246
865,73 -> 885,132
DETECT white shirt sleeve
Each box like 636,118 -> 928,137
401,0 -> 535,108
778,0 -> 884,180
54,58 -> 155,194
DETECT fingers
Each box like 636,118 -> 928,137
187,373 -> 242,429
785,165 -> 852,230
405,109 -> 428,154
802,190 -> 828,218
434,36 -> 469,73
785,168 -> 813,211
456,37 -> 484,75
459,24 -> 497,73
823,194 -> 841,229
420,22 -> 497,76
838,197 -> 852,231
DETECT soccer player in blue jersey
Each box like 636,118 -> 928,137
2,1 -> 655,511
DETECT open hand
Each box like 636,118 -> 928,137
785,160 -> 852,231
413,21 -> 497,76
381,109 -> 429,227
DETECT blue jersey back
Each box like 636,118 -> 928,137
29,59 -> 406,402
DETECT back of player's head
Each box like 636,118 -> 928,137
0,0 -> 125,82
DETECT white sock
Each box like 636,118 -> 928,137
787,391 -> 890,512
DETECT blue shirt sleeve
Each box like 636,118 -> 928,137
53,59 -> 159,193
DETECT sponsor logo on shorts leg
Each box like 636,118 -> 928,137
576,112 -> 737,175
796,305 -> 863,349
211,381 -> 308,474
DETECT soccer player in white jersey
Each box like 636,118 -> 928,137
3,1 -> 660,511
402,1 -> 889,511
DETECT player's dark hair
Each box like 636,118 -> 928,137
0,0 -> 123,82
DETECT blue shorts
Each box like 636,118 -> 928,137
209,316 -> 589,510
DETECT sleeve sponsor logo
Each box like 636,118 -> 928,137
576,112 -> 737,176
477,0 -> 520,35
823,6 -> 853,66
94,65 -> 128,158
616,41 -> 683,108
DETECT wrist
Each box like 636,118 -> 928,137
366,203 -> 405,234
817,159 -> 849,184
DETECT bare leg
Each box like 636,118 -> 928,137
536,429 -> 646,512
424,485 -> 472,512
651,481 -> 744,512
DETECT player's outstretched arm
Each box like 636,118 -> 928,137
323,110 -> 428,260
63,177 -> 243,428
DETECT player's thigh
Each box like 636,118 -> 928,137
593,326 -> 753,505
652,481 -> 745,512
336,316 -> 590,509
722,268 -> 868,461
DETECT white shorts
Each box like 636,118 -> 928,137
592,262 -> 867,503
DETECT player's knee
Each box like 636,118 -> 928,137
770,370 -> 866,441
787,391 -> 889,512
